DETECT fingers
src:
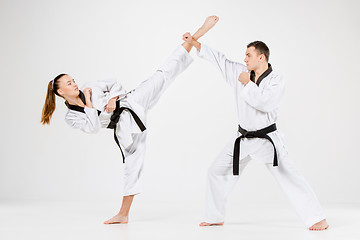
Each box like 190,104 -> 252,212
105,104 -> 116,113
83,88 -> 92,95
182,32 -> 192,43
183,32 -> 191,39
105,106 -> 115,113
238,72 -> 250,84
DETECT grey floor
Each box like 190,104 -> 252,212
0,201 -> 359,240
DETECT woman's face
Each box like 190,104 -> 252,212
57,75 -> 79,99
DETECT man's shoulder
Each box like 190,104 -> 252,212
268,70 -> 284,82
269,69 -> 282,78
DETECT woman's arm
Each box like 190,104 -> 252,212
83,88 -> 94,108
65,108 -> 101,134
105,96 -> 119,113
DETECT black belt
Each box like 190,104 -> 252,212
233,123 -> 278,175
107,100 -> 146,163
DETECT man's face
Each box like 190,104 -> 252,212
244,46 -> 262,71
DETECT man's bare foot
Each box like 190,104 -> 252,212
103,214 -> 128,224
309,219 -> 329,231
199,221 -> 224,226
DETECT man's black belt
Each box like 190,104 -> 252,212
107,100 -> 146,163
233,123 -> 278,175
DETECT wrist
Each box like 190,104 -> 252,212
85,102 -> 93,108
84,95 -> 91,101
243,78 -> 251,86
194,41 -> 201,51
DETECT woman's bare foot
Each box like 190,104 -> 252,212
199,221 -> 224,226
103,214 -> 128,224
308,219 -> 329,231
194,15 -> 220,39
182,15 -> 219,52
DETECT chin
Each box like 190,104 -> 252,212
70,90 -> 80,97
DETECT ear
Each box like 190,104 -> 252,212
259,54 -> 265,62
57,89 -> 64,96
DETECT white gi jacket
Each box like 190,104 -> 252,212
198,44 -> 288,162
64,78 -> 146,149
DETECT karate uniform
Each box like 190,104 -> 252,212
198,44 -> 325,227
65,45 -> 193,196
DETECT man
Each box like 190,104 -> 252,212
183,26 -> 329,231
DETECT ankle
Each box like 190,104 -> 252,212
193,28 -> 206,40
117,211 -> 129,218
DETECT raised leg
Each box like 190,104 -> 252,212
182,15 -> 219,52
128,16 -> 219,110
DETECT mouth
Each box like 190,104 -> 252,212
74,87 -> 78,91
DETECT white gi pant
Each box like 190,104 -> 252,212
119,45 -> 193,196
204,133 -> 326,228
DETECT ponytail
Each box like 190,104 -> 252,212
41,81 -> 57,125
41,73 -> 67,125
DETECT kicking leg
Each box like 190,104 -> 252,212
182,15 -> 219,52
128,16 -> 219,110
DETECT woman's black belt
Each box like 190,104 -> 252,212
107,100 -> 146,163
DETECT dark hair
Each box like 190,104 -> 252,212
247,41 -> 270,62
40,73 -> 67,125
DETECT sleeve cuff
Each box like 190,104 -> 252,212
241,80 -> 256,98
196,43 -> 208,57
84,105 -> 98,115
109,91 -> 127,101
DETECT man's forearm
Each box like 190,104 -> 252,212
192,40 -> 201,52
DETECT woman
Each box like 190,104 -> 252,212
40,16 -> 219,224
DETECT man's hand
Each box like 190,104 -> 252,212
182,32 -> 201,51
183,32 -> 194,45
238,72 -> 251,85
105,97 -> 117,113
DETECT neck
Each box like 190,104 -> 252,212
66,95 -> 84,106
254,63 -> 269,78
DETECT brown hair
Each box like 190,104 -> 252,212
40,73 -> 67,125
247,41 -> 270,62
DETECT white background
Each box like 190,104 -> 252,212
0,0 -> 359,211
